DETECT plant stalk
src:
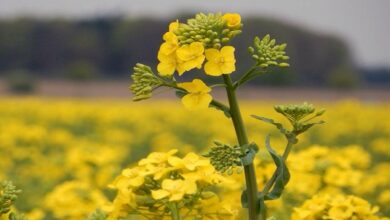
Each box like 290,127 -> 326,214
223,74 -> 259,220
170,202 -> 181,220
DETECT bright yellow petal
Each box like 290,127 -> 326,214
162,32 -> 178,43
222,13 -> 241,28
220,46 -> 235,61
183,180 -> 197,194
181,94 -> 199,110
169,192 -> 184,201
192,79 -> 211,93
162,179 -> 176,190
159,42 -> 177,56
128,176 -> 144,187
205,48 -> 220,61
220,62 -> 236,74
204,61 -> 222,76
168,156 -> 184,168
178,82 -> 197,93
169,20 -> 179,32
157,62 -> 175,76
151,189 -> 170,200
182,93 -> 212,110
190,42 -> 205,55
197,93 -> 213,109
176,45 -> 192,61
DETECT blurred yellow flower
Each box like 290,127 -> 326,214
168,152 -> 209,171
222,13 -> 241,28
178,79 -> 212,110
151,179 -> 197,201
204,46 -> 236,76
176,42 -> 205,72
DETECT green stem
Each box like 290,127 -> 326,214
223,74 -> 259,220
170,202 -> 181,220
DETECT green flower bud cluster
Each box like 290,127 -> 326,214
130,63 -> 163,101
248,34 -> 290,68
204,141 -> 243,175
175,13 -> 242,49
0,181 -> 21,216
275,102 -> 325,134
8,213 -> 27,220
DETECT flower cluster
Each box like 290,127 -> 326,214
292,194 -> 386,220
107,150 -> 238,219
130,63 -> 163,101
157,13 -> 239,78
248,34 -> 290,68
204,141 -> 243,174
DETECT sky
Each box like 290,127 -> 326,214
1,0 -> 389,68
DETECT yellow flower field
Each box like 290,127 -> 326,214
0,98 -> 389,219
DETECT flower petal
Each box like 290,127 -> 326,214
204,61 -> 222,76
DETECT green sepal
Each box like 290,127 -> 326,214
251,115 -> 289,135
263,135 -> 290,200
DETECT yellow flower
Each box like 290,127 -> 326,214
169,20 -> 179,33
168,152 -> 209,171
222,13 -> 241,28
159,32 -> 179,56
178,79 -> 212,110
204,46 -> 236,76
176,42 -> 205,72
151,179 -> 197,201
108,168 -> 145,192
138,149 -> 178,166
157,32 -> 182,76
157,52 -> 178,76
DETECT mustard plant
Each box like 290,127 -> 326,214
127,12 -> 325,220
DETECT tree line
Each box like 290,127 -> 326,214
0,15 -> 362,87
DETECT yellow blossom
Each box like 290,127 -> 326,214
168,152 -> 209,171
138,149 -> 178,165
178,79 -> 212,110
176,42 -> 205,72
151,179 -> 197,201
204,46 -> 236,76
169,20 -> 180,33
222,13 -> 241,28
159,32 -> 179,57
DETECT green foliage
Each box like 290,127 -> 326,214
327,65 -> 360,89
6,70 -> 36,94
65,62 -> 98,81
263,135 -> 290,201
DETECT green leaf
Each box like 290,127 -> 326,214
209,100 -> 231,118
251,115 -> 289,135
241,189 -> 248,208
264,135 -> 290,200
295,120 -> 325,135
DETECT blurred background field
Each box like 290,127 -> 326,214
0,99 -> 389,219
0,0 -> 389,219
